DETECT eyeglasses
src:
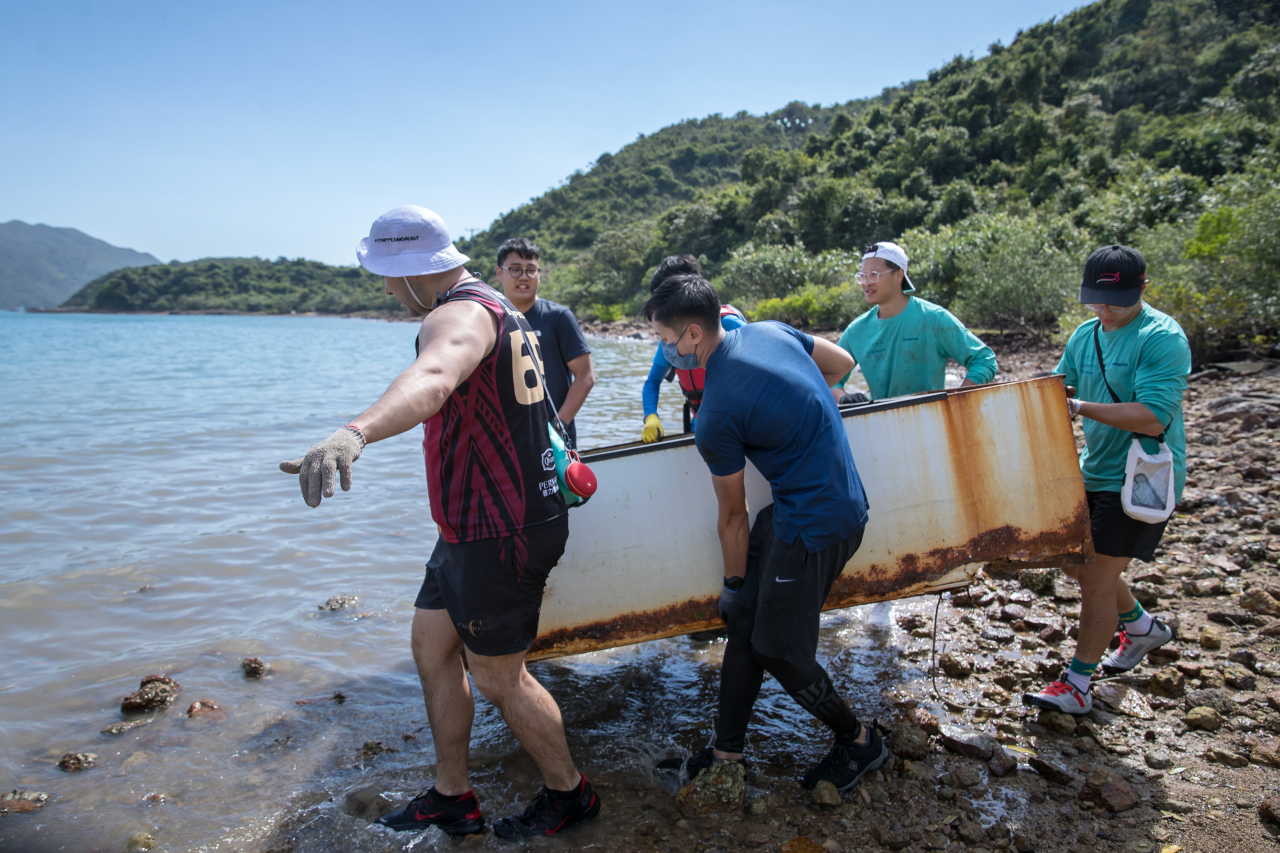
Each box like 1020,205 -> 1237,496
1085,303 -> 1126,313
854,270 -> 898,285
501,265 -> 541,278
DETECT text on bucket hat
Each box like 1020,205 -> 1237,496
356,206 -> 470,277
1079,244 -> 1146,308
862,241 -> 916,293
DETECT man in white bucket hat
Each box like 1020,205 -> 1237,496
281,205 -> 600,839
830,240 -> 997,403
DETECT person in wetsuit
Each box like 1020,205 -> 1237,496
279,206 -> 600,841
639,255 -> 746,442
644,273 -> 886,796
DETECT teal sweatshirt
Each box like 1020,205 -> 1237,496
834,297 -> 998,400
1055,303 -> 1191,500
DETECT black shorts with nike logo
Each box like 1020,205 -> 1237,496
414,516 -> 569,657
736,504 -> 865,665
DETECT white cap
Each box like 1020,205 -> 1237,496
862,241 -> 915,293
356,206 -> 470,277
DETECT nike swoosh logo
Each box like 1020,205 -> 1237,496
414,811 -> 443,820
775,577 -> 797,583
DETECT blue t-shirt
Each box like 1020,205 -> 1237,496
523,298 -> 591,444
695,321 -> 870,552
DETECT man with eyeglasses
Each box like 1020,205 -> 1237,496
494,237 -> 595,446
830,241 -> 997,404
1024,244 -> 1189,715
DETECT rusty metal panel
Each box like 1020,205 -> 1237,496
528,376 -> 1089,661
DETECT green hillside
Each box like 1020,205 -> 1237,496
0,221 -> 160,310
61,256 -> 402,314
460,0 -> 1280,360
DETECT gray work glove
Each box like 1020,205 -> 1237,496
719,576 -> 744,623
839,391 -> 869,405
279,426 -> 364,507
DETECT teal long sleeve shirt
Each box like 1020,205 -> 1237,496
1055,304 -> 1191,500
834,297 -> 998,400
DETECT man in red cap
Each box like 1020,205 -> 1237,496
280,205 -> 600,839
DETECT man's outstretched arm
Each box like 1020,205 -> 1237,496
280,300 -> 498,506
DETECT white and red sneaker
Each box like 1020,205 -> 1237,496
1022,679 -> 1092,715
1100,618 -> 1174,674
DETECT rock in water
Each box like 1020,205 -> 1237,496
187,699 -> 222,718
907,707 -> 941,735
939,652 -> 972,678
1092,682 -> 1155,720
988,746 -> 1018,777
1028,756 -> 1073,785
1183,688 -> 1235,718
120,674 -> 180,713
868,826 -> 911,850
57,753 -> 97,772
675,760 -> 746,817
101,718 -> 152,735
241,657 -> 271,678
1079,768 -> 1138,812
811,780 -> 841,806
1038,709 -> 1077,734
0,790 -> 49,814
126,833 -> 157,851
1147,667 -> 1186,698
319,595 -> 359,611
939,725 -> 998,761
1185,706 -> 1223,731
889,723 -> 931,760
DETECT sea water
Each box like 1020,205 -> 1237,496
0,312 -> 932,852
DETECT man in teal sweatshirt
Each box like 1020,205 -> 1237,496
831,242 -> 997,403
1024,244 -> 1189,715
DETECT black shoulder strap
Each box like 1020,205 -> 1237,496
1092,322 -> 1166,442
1092,324 -> 1122,404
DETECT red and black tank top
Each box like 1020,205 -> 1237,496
420,280 -> 566,543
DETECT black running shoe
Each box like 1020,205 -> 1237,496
685,746 -> 750,783
801,727 -> 889,793
376,787 -> 485,836
492,775 -> 601,840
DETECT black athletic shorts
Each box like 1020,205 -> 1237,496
414,516 -> 569,657
1087,490 -> 1168,561
736,504 -> 864,665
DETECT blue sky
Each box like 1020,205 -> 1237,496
1,0 -> 1084,266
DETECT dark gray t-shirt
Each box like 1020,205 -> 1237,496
523,298 -> 591,444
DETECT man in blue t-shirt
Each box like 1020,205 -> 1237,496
643,273 -> 885,797
639,255 -> 747,442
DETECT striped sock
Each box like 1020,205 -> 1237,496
1065,657 -> 1098,693
1119,601 -> 1154,634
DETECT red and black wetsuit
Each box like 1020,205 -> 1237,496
421,281 -> 566,544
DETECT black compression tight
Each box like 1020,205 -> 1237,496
713,603 -> 861,754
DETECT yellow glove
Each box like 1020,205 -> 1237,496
641,414 -> 664,444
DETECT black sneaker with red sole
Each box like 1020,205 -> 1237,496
376,787 -> 485,836
493,774 -> 601,840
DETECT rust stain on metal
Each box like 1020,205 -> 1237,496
529,594 -> 723,661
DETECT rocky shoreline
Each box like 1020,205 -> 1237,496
6,342 -> 1279,853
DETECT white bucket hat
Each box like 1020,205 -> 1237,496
862,241 -> 916,292
356,206 -> 470,276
